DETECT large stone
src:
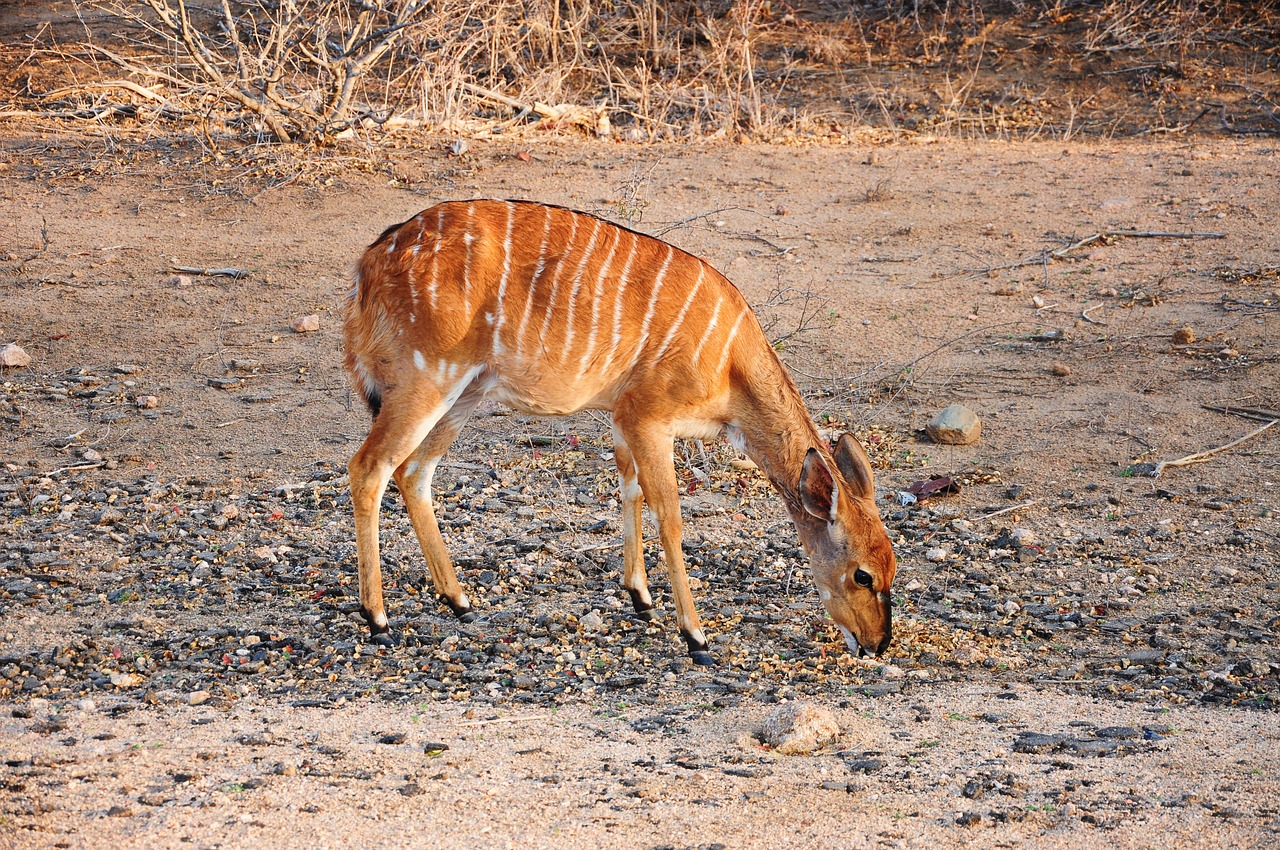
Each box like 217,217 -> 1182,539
926,404 -> 982,445
0,343 -> 31,368
758,701 -> 840,755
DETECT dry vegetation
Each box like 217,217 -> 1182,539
1,0 -> 1276,151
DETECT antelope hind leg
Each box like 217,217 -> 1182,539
612,427 -> 655,621
394,388 -> 485,623
348,385 -> 456,638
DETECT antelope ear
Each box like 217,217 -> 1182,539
834,433 -> 875,501
799,448 -> 840,522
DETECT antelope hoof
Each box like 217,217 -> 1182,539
445,599 -> 477,623
371,632 -> 398,648
682,632 -> 713,666
626,588 -> 655,620
361,607 -> 390,636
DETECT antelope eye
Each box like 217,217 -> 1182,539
853,569 -> 873,589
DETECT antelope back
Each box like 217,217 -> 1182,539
345,200 -> 760,418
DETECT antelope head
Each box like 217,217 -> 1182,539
797,433 -> 896,657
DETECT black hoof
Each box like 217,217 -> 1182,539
444,598 -> 477,623
361,607 -> 390,635
627,589 -> 655,619
682,632 -> 713,666
371,632 -> 397,648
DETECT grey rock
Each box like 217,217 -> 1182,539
926,404 -> 982,445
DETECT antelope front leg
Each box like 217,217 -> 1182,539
612,429 -> 654,620
616,419 -> 713,665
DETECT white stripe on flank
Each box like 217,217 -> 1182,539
426,207 -> 445,310
714,307 -> 749,377
492,201 -> 516,356
413,350 -> 426,371
576,226 -> 623,378
561,217 -> 603,355
690,295 -> 724,366
626,244 -> 676,371
537,214 -> 580,353
460,202 -> 476,314
515,206 -> 554,363
594,230 -> 640,378
407,265 -> 418,312
653,263 -> 706,361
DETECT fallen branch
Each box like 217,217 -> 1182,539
456,714 -> 553,727
966,229 -> 1226,276
1221,296 -> 1280,311
1134,419 -> 1278,477
172,265 -> 251,278
1202,404 -> 1280,423
1080,303 -> 1107,325
978,500 -> 1039,520
44,81 -> 170,104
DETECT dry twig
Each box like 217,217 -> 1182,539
965,229 -> 1226,276
1135,420 -> 1278,478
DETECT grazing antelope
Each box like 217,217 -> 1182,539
343,199 -> 896,664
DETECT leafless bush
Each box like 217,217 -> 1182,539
93,0 -> 436,142
77,0 -> 774,143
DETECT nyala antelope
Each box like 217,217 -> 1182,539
343,199 -> 896,664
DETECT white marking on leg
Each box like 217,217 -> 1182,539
373,610 -> 389,629
562,217 -> 603,357
714,308 -> 748,377
492,201 -> 516,356
576,226 -> 623,378
406,455 -> 441,508
653,264 -> 706,361
515,206 -> 553,363
687,628 -> 707,647
626,245 -> 676,371
690,295 -> 724,367
413,350 -> 426,371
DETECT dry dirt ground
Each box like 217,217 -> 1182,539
1,133 -> 1278,848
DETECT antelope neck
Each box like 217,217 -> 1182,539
730,355 -> 828,524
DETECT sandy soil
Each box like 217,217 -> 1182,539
1,134 -> 1278,848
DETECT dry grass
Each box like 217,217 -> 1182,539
1,0 -> 1276,148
